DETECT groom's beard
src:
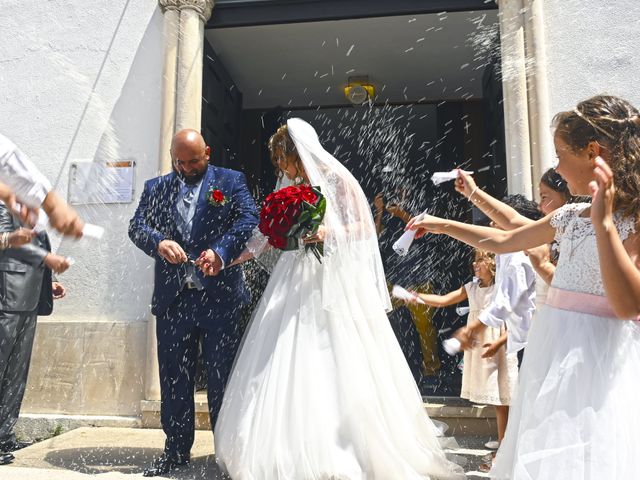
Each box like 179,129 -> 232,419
179,170 -> 206,185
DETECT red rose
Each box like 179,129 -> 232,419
212,190 -> 225,202
300,186 -> 318,204
258,184 -> 322,250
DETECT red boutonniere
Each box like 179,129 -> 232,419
207,186 -> 227,207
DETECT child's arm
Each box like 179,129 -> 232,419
591,158 -> 640,318
415,286 -> 467,308
406,212 -> 556,255
455,259 -> 534,352
373,193 -> 384,235
456,170 -> 531,230
481,332 -> 508,358
526,243 -> 556,286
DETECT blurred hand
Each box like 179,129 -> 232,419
44,254 -> 71,274
481,341 -> 502,359
386,204 -> 410,222
158,240 -> 187,264
453,319 -> 486,350
590,156 -> 615,228
404,290 -> 422,305
374,192 -> 385,213
0,184 -> 39,227
303,225 -> 326,244
52,281 -> 67,300
406,213 -> 447,239
7,227 -> 35,247
196,249 -> 222,276
42,191 -> 84,238
0,182 -> 16,211
17,203 -> 41,228
455,169 -> 477,198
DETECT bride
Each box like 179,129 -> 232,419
211,118 -> 464,480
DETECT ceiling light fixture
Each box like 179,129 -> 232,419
344,76 -> 374,105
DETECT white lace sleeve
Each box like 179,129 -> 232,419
245,225 -> 283,273
550,203 -> 590,243
614,213 -> 637,242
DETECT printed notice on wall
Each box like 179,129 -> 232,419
69,160 -> 136,205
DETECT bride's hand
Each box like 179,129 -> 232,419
303,225 -> 326,244
405,214 -> 447,239
590,156 -> 615,229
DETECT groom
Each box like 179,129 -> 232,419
129,129 -> 258,476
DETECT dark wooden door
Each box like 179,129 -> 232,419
201,37 -> 243,168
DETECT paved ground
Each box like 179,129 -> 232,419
1,427 -> 494,479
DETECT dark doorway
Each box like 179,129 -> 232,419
201,5 -> 507,397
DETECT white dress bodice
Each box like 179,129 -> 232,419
550,203 -> 636,296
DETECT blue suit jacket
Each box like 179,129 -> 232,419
128,166 -> 258,317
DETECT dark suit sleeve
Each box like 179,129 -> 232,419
210,172 -> 258,266
0,203 -> 47,266
128,180 -> 165,259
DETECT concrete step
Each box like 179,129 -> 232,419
140,393 -> 498,437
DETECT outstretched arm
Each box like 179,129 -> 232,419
590,158 -> 640,318
455,170 -> 531,230
226,248 -> 256,268
406,212 -> 555,255
415,286 -> 467,307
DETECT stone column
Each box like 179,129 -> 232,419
175,1 -> 213,131
158,0 -> 213,174
523,0 -> 553,197
146,0 -> 214,404
496,0 -> 533,198
158,0 -> 181,175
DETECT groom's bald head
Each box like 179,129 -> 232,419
171,129 -> 210,184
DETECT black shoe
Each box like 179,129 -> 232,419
0,453 -> 14,465
0,440 -> 33,453
143,453 -> 189,477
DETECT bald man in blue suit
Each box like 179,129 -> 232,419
129,130 -> 258,477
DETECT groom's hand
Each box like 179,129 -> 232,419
157,240 -> 187,264
195,249 -> 222,276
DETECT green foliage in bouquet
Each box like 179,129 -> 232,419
285,187 -> 326,262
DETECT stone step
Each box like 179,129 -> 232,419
140,393 -> 497,437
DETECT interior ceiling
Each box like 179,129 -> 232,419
205,9 -> 499,109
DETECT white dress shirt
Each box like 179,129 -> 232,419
478,251 -> 537,354
0,134 -> 52,208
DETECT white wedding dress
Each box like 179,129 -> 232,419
491,203 -> 640,479
214,119 -> 465,480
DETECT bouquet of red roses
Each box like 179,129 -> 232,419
258,184 -> 326,262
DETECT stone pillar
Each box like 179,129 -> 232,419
175,2 -> 212,131
496,0 -> 533,198
146,0 -> 214,403
158,0 -> 213,174
523,0 -> 553,198
158,1 -> 180,175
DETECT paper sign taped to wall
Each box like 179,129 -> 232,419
69,160 -> 135,204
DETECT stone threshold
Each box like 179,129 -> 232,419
140,393 -> 497,436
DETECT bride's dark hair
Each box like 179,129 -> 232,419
268,124 -> 304,180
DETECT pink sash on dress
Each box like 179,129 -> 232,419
546,286 -> 640,321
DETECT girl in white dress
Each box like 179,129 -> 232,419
406,95 -> 640,479
213,118 -> 465,480
407,250 -> 518,451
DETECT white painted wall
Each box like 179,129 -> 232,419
0,0 -> 163,323
543,0 -> 640,118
